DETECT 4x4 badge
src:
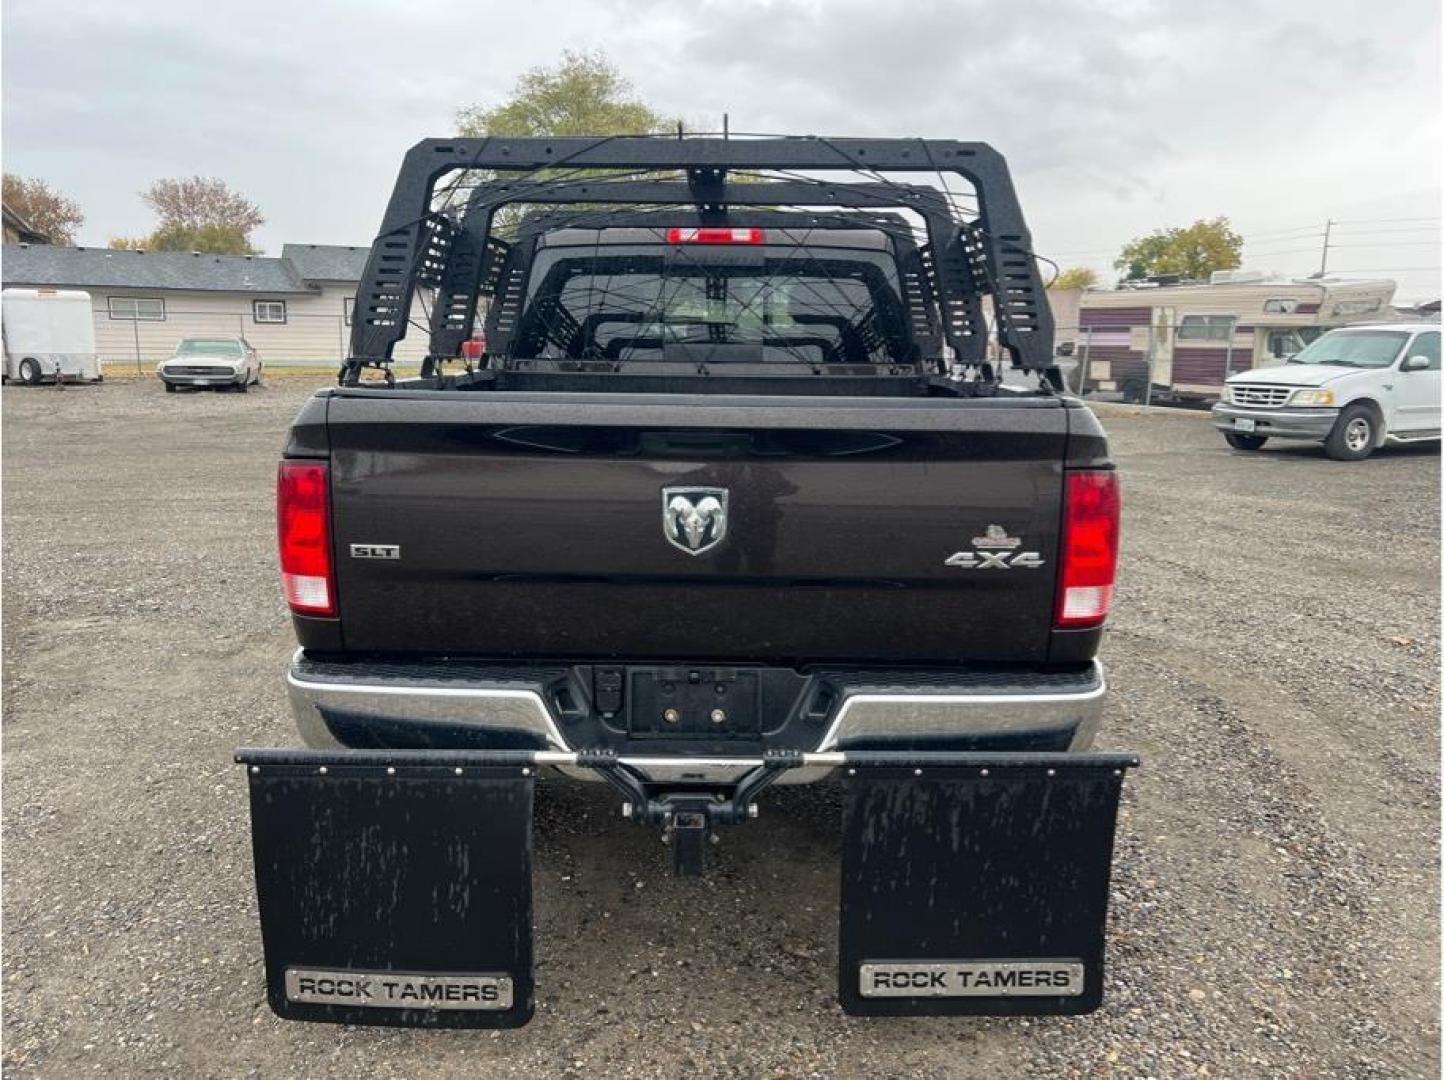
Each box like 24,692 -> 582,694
663,486 -> 728,556
946,526 -> 1043,569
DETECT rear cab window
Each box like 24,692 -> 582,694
513,230 -> 916,366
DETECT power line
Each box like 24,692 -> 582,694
1050,227 -> 1321,255
1328,241 -> 1440,248
1331,224 -> 1442,235
1332,216 -> 1442,225
1050,228 -> 1331,258
1047,221 -> 1439,264
1252,235 -> 1439,260
1242,223 -> 1331,240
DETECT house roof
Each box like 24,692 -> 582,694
1,244 -> 321,294
280,243 -> 370,282
3,205 -> 48,244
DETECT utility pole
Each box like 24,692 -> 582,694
1319,218 -> 1333,277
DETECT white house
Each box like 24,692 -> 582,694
0,242 -> 432,368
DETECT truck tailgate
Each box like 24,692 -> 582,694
324,391 -> 1068,664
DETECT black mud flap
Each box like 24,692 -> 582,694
838,752 -> 1136,1017
238,749 -> 536,1028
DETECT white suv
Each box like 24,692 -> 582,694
1212,323 -> 1440,460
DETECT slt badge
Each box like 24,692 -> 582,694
663,486 -> 728,556
945,525 -> 1044,569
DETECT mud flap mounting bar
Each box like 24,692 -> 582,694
235,747 -> 1137,1025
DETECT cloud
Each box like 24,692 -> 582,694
3,0 -> 1439,296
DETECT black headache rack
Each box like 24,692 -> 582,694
338,136 -> 1058,389
235,747 -> 1137,1027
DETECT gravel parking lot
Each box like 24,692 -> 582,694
3,377 -> 1439,1077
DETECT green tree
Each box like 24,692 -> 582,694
3,173 -> 84,244
1051,266 -> 1099,290
1114,217 -> 1242,282
110,222 -> 256,255
109,176 -> 265,254
456,52 -> 677,235
458,50 -> 670,138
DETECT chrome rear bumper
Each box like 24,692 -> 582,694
816,669 -> 1106,751
287,651 -> 1107,784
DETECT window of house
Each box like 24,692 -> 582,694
1177,314 -> 1235,341
1262,298 -> 1298,314
343,297 -> 355,326
107,296 -> 165,321
253,300 -> 287,324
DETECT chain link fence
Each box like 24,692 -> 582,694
92,308 -> 1286,396
1045,318 -> 1286,407
94,309 -> 428,373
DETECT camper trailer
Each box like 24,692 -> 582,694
1069,274 -> 1396,403
1,288 -> 102,385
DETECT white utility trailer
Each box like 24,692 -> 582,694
2,288 -> 103,385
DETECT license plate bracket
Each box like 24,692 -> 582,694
240,751 -> 535,1028
626,666 -> 761,738
838,753 -> 1133,1016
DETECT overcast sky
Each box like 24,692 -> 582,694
4,0 -> 1440,300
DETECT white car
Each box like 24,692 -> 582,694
1212,323 -> 1440,460
157,337 -> 262,393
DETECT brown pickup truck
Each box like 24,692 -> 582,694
238,135 -> 1136,1029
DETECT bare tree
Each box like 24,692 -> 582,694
141,176 -> 264,235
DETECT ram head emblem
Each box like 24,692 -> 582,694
662,487 -> 729,556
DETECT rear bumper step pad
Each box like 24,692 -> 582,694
236,748 -> 1136,1025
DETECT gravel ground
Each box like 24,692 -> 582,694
3,377 -> 1438,1077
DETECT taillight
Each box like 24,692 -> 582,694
277,460 -> 335,617
665,227 -> 765,245
1055,470 -> 1120,629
